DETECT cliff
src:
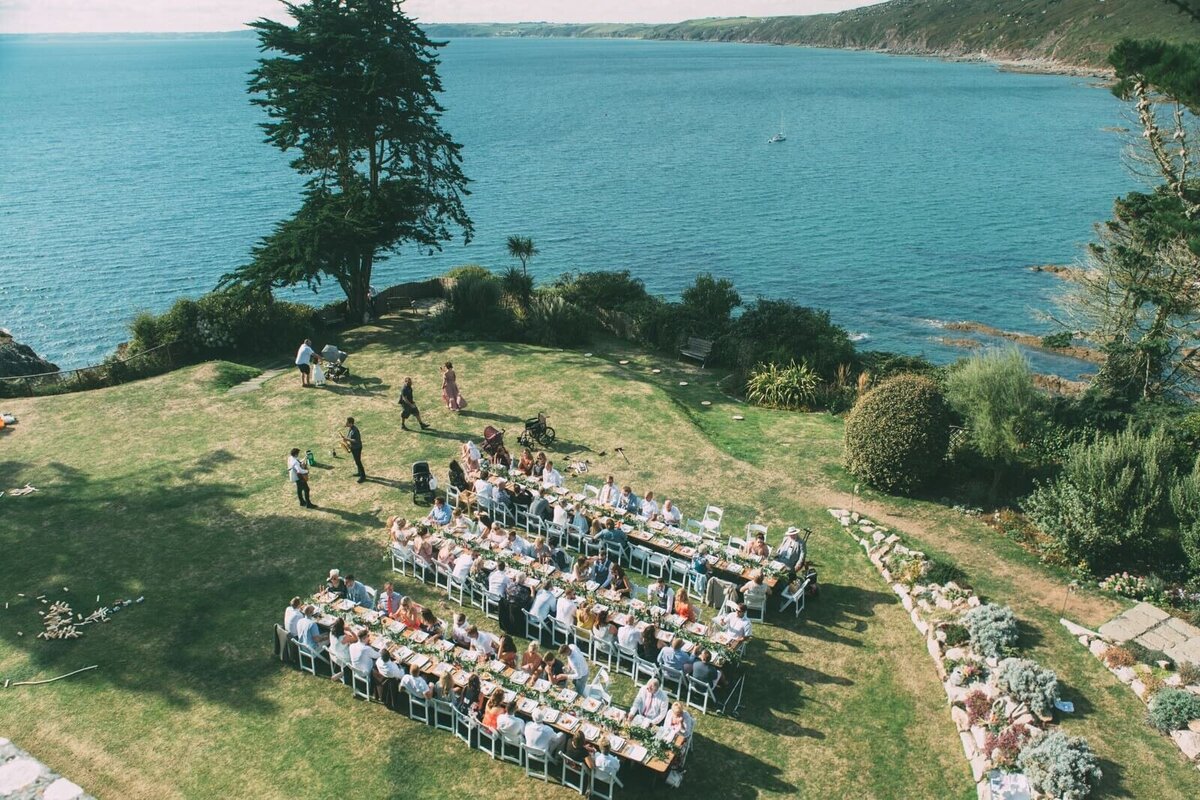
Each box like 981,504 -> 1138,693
0,331 -> 59,378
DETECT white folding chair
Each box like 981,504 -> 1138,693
446,484 -> 460,509
432,697 -> 455,732
644,550 -> 668,581
448,574 -> 467,605
701,505 -> 724,533
564,521 -> 585,552
561,753 -> 590,795
590,767 -> 624,799
494,503 -> 513,527
583,483 -> 600,500
727,536 -> 747,551
685,519 -> 705,536
391,543 -> 413,575
745,523 -> 769,542
525,609 -> 549,642
685,674 -> 719,714
497,732 -> 523,765
632,656 -> 658,685
667,556 -> 689,588
349,666 -> 372,701
745,592 -> 767,622
592,636 -> 618,672
660,664 -> 685,700
524,742 -> 556,782
780,577 -> 810,618
628,544 -> 651,575
574,624 -> 593,659
407,691 -> 433,725
545,521 -> 567,549
453,704 -> 477,747
433,562 -> 453,593
477,723 -> 499,759
615,643 -> 638,678
551,616 -> 575,647
583,667 -> 612,705
296,640 -> 322,676
482,589 -> 501,621
686,571 -> 705,601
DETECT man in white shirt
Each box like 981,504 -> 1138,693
452,550 -> 475,583
591,740 -> 620,781
400,663 -> 433,698
467,625 -> 498,657
284,597 -> 304,637
487,566 -> 511,598
640,491 -> 660,521
628,678 -> 670,724
560,643 -> 590,694
294,338 -> 315,387
617,622 -> 641,650
530,586 -> 557,623
348,630 -> 380,674
451,613 -> 471,648
496,700 -> 526,745
717,604 -> 753,642
552,502 -> 570,527
375,649 -> 404,679
597,475 -> 617,506
541,460 -> 564,489
661,499 -> 682,525
287,448 -> 312,508
473,472 -> 496,507
524,709 -> 567,756
555,587 -> 579,626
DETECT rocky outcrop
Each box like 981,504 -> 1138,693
0,331 -> 58,378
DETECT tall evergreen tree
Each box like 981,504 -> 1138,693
223,0 -> 472,320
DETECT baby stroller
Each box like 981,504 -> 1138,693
320,344 -> 350,382
412,461 -> 437,504
518,412 -> 556,448
481,425 -> 511,468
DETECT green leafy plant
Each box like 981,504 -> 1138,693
1147,687 -> 1200,733
843,374 -> 952,495
745,360 -> 820,411
521,294 -> 590,348
962,603 -> 1020,660
1017,731 -> 1102,800
925,558 -> 968,587
996,657 -> 1059,718
941,623 -> 970,647
1041,331 -> 1074,349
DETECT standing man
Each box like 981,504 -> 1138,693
288,448 -> 314,508
295,339 -> 316,388
398,377 -> 431,431
345,417 -> 366,483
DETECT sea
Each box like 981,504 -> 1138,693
0,35 -> 1136,373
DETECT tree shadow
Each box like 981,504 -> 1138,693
1054,677 -> 1096,720
792,582 -> 895,648
456,409 -> 523,424
178,449 -> 237,481
1093,755 -> 1127,798
686,731 -> 798,797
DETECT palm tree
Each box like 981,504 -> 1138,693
506,235 -> 538,276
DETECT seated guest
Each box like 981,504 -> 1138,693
412,530 -> 434,564
435,672 -> 456,701
591,739 -> 620,783
741,571 -> 768,609
401,663 -> 434,699
466,625 -> 498,658
646,578 -> 670,611
597,475 -> 618,506
375,647 -> 404,679
516,448 -> 535,475
284,596 -> 304,637
513,530 -> 535,557
388,518 -> 410,546
461,673 -> 483,716
617,621 -> 641,651
326,569 -> 347,598
571,508 -> 589,537
531,451 -> 547,477
452,548 -> 475,583
528,494 -> 552,522
588,554 -> 613,588
481,693 -> 505,731
597,519 -> 628,549
461,441 -> 482,478
570,554 -> 590,583
343,573 -> 371,607
658,702 -> 692,743
427,496 -> 452,526
437,539 -> 456,567
512,484 -> 534,510
541,459 -> 564,489
420,608 -> 444,637
660,499 -> 682,525
521,641 -> 544,673
327,618 -> 356,680
541,650 -> 567,685
348,628 -> 380,675
715,603 -> 753,643
743,531 -> 771,559
494,484 -> 514,513
524,709 -> 567,755
640,490 -> 660,520
638,624 -> 662,663
691,649 -> 722,688
608,564 -> 633,598
532,536 -> 554,565
375,582 -> 405,617
496,699 -> 526,745
552,501 -> 571,528
593,610 -> 616,645
530,586 -> 557,622
614,485 -> 636,512
448,459 -> 469,492
451,613 -> 471,647
690,552 -> 711,595
628,677 -> 670,724
658,637 -> 694,674
555,587 -> 579,625
498,634 -> 518,668
575,602 -> 597,630
295,605 -> 328,652
674,593 -> 699,623
564,731 -> 593,768
775,526 -> 806,569
473,470 -> 496,506
487,563 -> 511,598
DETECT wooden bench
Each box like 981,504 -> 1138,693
679,337 -> 714,367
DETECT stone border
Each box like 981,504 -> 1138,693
1061,619 -> 1200,771
829,509 -> 1062,800
0,738 -> 94,799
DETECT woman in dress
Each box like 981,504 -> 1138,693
327,618 -> 356,682
420,608 -> 444,638
638,624 -> 662,663
516,448 -> 534,475
441,361 -> 466,411
497,634 -> 518,668
608,564 -> 633,598
521,641 -> 543,673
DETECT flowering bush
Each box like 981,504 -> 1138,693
997,658 -> 1060,719
1103,646 -> 1136,669
984,723 -> 1032,769
1017,731 -> 1102,800
1099,572 -> 1150,599
963,603 -> 1020,659
964,689 -> 996,726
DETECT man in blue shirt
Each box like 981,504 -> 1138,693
427,496 -> 452,526
597,519 -> 628,547
343,574 -> 372,607
588,555 -> 612,588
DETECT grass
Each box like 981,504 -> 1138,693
0,313 -> 1196,799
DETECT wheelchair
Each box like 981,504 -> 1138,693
517,412 -> 556,448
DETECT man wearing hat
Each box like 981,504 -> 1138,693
776,527 -> 806,570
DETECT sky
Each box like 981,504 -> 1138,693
0,1 -> 880,33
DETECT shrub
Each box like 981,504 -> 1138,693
445,264 -> 492,281
500,266 -> 534,309
1042,331 -> 1074,349
680,273 -> 740,323
843,374 -> 953,495
859,351 -> 940,380
1178,661 -> 1200,686
1170,455 -> 1200,576
996,658 -> 1059,718
1147,687 -> 1200,732
521,295 -> 590,348
745,360 -> 820,410
964,688 -> 995,726
1098,572 -> 1151,599
716,298 -> 856,381
1017,731 -> 1102,800
925,558 -> 968,587
1103,646 -> 1136,669
963,604 -> 1020,660
551,270 -> 651,314
1023,428 -> 1181,574
984,723 -> 1032,769
1127,641 -> 1174,670
442,270 -> 510,333
941,623 -> 970,647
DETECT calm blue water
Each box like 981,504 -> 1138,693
0,35 -> 1133,373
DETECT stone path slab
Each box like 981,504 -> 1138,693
1098,602 -> 1200,667
0,738 -> 93,799
226,366 -> 286,396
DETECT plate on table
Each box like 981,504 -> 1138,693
411,630 -> 429,643
769,560 -> 788,572
336,599 -> 355,612
510,670 -> 530,685
585,581 -> 600,593
539,563 -> 556,575
550,586 -> 564,597
518,697 -> 539,714
438,639 -> 456,652
559,714 -> 579,730
603,707 -> 626,723
397,646 -> 414,661
630,714 -> 651,728
558,688 -> 578,703
608,734 -> 626,751
452,671 -> 469,686
581,723 -> 602,741
489,660 -> 508,672
541,708 -> 560,724
433,662 -> 453,677
408,653 -> 430,670
687,622 -> 707,635
653,537 -> 674,548
678,546 -> 695,557
713,632 -> 733,645
581,697 -> 601,713
625,744 -> 647,761
362,610 -> 380,624
502,689 -> 516,704
533,678 -> 552,693
629,598 -> 647,611
483,560 -> 498,571
481,681 -> 497,695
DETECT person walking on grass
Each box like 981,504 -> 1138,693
398,377 -> 431,431
441,361 -> 466,411
295,339 -> 316,388
288,448 -> 315,508
344,417 -> 366,483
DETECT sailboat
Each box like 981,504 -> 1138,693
767,113 -> 786,144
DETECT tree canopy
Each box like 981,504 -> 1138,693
223,0 -> 472,319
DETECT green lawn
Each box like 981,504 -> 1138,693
0,314 -> 1195,798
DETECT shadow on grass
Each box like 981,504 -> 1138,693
0,454 -> 389,715
796,582 -> 895,648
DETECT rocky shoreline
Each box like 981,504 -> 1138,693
0,331 -> 59,379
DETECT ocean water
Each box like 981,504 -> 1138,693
0,35 -> 1134,372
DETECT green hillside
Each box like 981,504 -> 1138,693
425,0 -> 1200,70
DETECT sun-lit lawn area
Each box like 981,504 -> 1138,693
0,313 -> 1195,799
